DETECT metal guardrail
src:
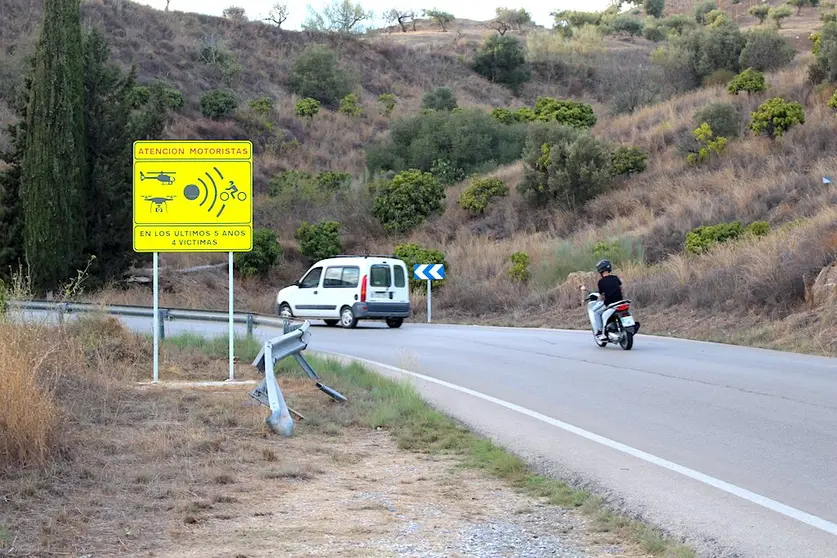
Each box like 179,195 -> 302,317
6,298 -> 347,437
7,299 -> 289,339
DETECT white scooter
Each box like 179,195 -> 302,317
583,289 -> 640,350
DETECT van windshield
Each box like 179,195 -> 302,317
370,264 -> 391,287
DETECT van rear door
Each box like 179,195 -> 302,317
392,262 -> 410,304
367,263 -> 392,302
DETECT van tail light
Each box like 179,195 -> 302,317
360,275 -> 367,302
615,303 -> 630,312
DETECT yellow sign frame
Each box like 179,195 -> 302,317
132,140 -> 254,253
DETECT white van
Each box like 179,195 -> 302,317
275,255 -> 411,328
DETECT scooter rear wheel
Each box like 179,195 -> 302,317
619,331 -> 634,350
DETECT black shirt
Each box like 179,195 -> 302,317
598,275 -> 623,306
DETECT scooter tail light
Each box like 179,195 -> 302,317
615,304 -> 630,312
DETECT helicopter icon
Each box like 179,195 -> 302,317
143,195 -> 176,213
140,171 -> 176,185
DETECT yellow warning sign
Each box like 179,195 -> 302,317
132,140 -> 253,252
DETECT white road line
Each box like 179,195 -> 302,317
319,350 -> 837,538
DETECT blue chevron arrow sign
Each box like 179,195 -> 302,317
414,263 -> 445,281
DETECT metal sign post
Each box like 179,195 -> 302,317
133,140 -> 254,382
413,263 -> 445,323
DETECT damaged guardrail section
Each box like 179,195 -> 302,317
249,320 -> 347,436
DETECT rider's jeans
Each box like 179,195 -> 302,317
587,300 -> 614,334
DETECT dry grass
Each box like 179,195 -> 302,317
0,315 -> 692,556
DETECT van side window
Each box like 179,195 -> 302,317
394,265 -> 406,288
299,267 -> 322,288
323,266 -> 359,288
370,264 -> 391,287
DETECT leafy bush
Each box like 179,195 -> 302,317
518,125 -> 613,209
458,176 -> 509,214
811,31 -> 822,55
694,0 -> 717,23
685,220 -> 769,254
394,243 -> 447,291
491,107 -> 516,124
295,221 -> 342,262
366,109 -> 528,179
828,89 -> 837,112
473,34 -> 532,92
739,28 -> 796,72
533,97 -> 597,128
378,93 -> 396,116
808,22 -> 837,84
728,68 -> 766,95
267,170 -> 351,203
508,252 -> 531,282
686,123 -> 728,165
612,14 -> 645,39
317,171 -> 352,191
371,169 -> 445,234
248,96 -> 274,117
749,97 -> 805,138
660,14 -> 697,35
514,107 -> 537,122
694,102 -> 741,138
644,23 -> 668,42
421,87 -> 457,111
645,0 -> 665,18
429,158 -> 466,185
339,93 -> 363,116
674,22 -> 745,86
748,4 -> 770,24
769,5 -> 793,28
611,145 -> 648,176
295,97 -> 321,118
685,221 -> 742,254
235,227 -> 282,277
200,89 -> 237,119
288,44 -> 354,108
704,9 -> 731,26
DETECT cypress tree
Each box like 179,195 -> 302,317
21,0 -> 87,293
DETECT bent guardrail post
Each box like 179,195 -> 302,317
249,320 -> 347,435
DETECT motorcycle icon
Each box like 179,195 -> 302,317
220,180 -> 247,202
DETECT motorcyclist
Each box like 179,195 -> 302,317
580,259 -> 624,342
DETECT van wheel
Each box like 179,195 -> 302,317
278,303 -> 292,318
385,318 -> 403,329
324,319 -> 339,327
340,307 -> 358,329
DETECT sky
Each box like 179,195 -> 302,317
135,0 -> 613,31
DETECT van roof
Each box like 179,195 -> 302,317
316,255 -> 405,265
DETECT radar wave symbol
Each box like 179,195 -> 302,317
187,167 -> 227,218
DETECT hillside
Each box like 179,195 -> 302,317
1,0 -> 836,356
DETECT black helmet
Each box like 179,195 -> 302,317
596,259 -> 612,274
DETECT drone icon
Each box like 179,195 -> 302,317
143,195 -> 176,213
140,171 -> 176,185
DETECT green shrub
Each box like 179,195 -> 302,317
458,176 -> 509,214
371,169 -> 445,234
394,243 -> 447,291
748,4 -> 770,24
288,44 -> 354,108
811,31 -> 822,55
728,68 -> 766,95
200,89 -> 237,119
514,107 -> 537,122
491,107 -> 516,124
533,97 -> 597,128
745,220 -> 770,237
339,93 -> 363,116
268,170 -> 314,198
508,251 -> 531,282
612,14 -> 645,39
645,0 -> 665,18
749,97 -> 805,138
739,28 -> 796,72
421,87 -> 458,111
660,14 -> 697,35
644,23 -> 668,42
694,0 -> 717,24
235,227 -> 282,277
675,22 -> 745,86
610,145 -> 648,176
809,22 -> 837,84
295,221 -> 342,262
378,93 -> 396,116
429,158 -> 466,185
295,97 -> 321,118
685,221 -> 742,254
317,171 -> 352,191
686,122 -> 728,165
518,124 -> 613,209
694,102 -> 741,138
248,96 -> 274,117
473,34 -> 532,92
769,5 -> 793,28
828,89 -> 837,112
704,9 -> 731,26
365,108 -> 527,179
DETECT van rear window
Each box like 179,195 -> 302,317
394,265 -> 406,288
370,265 -> 391,287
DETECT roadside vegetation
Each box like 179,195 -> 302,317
0,0 -> 835,359
0,313 -> 694,556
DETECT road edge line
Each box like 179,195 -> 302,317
313,350 -> 837,538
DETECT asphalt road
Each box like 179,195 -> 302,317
15,309 -> 837,557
